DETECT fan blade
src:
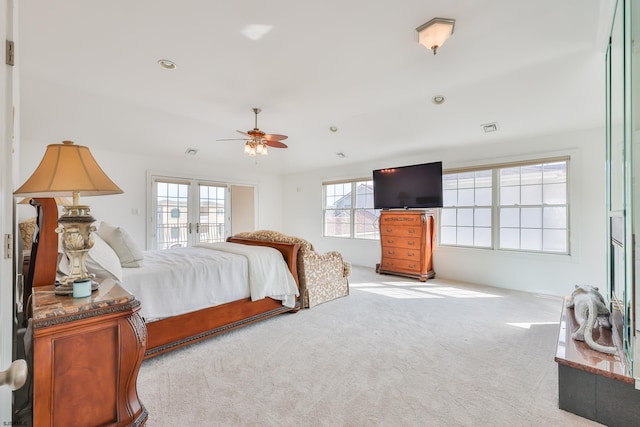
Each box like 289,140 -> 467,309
265,140 -> 288,148
216,138 -> 249,141
236,130 -> 250,137
263,133 -> 288,141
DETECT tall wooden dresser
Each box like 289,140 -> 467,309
376,210 -> 435,281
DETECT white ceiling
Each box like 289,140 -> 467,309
18,0 -> 608,175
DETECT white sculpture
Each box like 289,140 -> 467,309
567,285 -> 618,355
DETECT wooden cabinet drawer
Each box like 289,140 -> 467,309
380,214 -> 423,226
382,247 -> 421,260
380,236 -> 421,249
380,258 -> 422,274
380,226 -> 422,237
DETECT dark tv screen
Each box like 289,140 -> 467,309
373,161 -> 443,209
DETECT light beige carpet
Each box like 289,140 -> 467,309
137,266 -> 602,427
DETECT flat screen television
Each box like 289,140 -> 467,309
373,161 -> 443,209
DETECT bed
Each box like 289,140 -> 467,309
23,207 -> 302,359
134,237 -> 301,358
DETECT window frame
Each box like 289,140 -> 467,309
440,156 -> 570,255
323,178 -> 380,240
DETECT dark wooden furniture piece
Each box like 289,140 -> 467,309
143,236 -> 300,358
32,281 -> 147,426
22,198 -> 59,317
376,210 -> 435,281
555,297 -> 640,426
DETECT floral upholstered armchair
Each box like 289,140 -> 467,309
233,230 -> 351,308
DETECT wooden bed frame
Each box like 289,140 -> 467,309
143,236 -> 301,358
23,203 -> 303,359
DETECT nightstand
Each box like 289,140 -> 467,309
32,280 -> 148,426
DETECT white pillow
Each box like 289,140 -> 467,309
97,221 -> 144,268
86,233 -> 123,281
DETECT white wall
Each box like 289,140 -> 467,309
17,143 -> 285,249
17,126 -> 606,297
282,127 -> 606,297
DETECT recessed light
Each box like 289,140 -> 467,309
185,148 -> 198,155
432,95 -> 445,105
158,59 -> 177,70
336,152 -> 346,158
329,126 -> 338,132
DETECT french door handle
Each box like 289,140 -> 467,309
188,223 -> 192,234
196,223 -> 200,233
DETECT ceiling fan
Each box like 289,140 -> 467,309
217,108 -> 288,156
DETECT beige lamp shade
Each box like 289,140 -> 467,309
13,141 -> 123,200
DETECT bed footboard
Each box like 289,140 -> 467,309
144,239 -> 300,358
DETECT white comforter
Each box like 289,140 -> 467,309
120,242 -> 299,321
196,242 -> 299,307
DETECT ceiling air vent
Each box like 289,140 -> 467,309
185,148 -> 198,155
481,122 -> 499,133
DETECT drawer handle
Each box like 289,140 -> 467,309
407,253 -> 414,257
386,240 -> 394,244
387,250 -> 395,255
409,264 -> 416,268
386,228 -> 393,233
408,241 -> 415,246
408,229 -> 415,234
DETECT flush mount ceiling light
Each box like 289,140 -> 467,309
329,126 -> 338,132
158,59 -> 177,70
416,18 -> 455,55
336,152 -> 346,159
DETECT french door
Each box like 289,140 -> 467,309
150,177 -> 229,250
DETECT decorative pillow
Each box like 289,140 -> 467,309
18,217 -> 37,251
97,221 -> 144,268
86,233 -> 123,281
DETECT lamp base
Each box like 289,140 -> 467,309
56,204 -> 98,288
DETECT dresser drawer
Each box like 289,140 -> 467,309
379,236 -> 421,249
380,214 -> 423,226
380,258 -> 422,274
382,247 -> 421,260
380,225 -> 422,238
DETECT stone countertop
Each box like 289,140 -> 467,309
32,279 -> 138,326
554,296 -> 632,384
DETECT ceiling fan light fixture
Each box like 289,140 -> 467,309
218,108 -> 288,156
416,18 -> 455,55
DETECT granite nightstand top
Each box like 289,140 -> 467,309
33,279 -> 139,327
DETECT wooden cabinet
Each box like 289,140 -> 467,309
32,280 -> 148,426
376,210 -> 435,281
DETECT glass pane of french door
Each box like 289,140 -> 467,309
197,184 -> 226,244
156,181 -> 190,249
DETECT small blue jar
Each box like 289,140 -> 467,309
73,278 -> 92,298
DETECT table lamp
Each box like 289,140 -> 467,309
14,141 -> 123,294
